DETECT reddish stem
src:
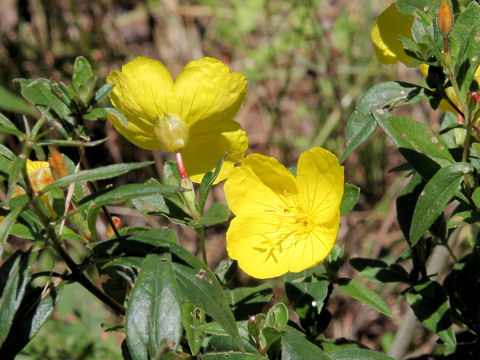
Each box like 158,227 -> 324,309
175,151 -> 188,179
469,91 -> 480,106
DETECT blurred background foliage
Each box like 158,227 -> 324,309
0,0 -> 440,358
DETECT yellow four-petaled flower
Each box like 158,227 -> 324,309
107,56 -> 248,182
224,147 -> 344,279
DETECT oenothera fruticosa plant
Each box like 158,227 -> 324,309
343,0 -> 480,358
0,53 -> 408,360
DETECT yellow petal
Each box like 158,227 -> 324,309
174,57 -> 247,127
297,147 -> 344,222
224,153 -> 298,216
107,57 -> 177,150
26,160 -> 50,173
226,214 -> 291,279
371,3 -> 414,65
182,118 -> 248,183
287,215 -> 340,273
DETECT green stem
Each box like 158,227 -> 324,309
20,140 -> 126,315
196,226 -> 208,267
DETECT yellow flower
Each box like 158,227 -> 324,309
25,160 -> 54,192
371,3 -> 414,65
371,2 -> 480,113
107,57 -> 248,183
224,147 -> 344,279
13,160 -> 56,217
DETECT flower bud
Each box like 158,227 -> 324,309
106,216 -> 121,239
153,113 -> 189,152
48,149 -> 69,180
438,0 -> 453,37
180,177 -> 200,219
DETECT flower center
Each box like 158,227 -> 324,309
153,113 -> 189,152
258,191 -> 316,261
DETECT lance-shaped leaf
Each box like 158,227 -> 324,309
373,111 -> 454,165
91,229 -> 244,351
409,163 -> 473,246
281,326 -> 331,360
0,283 -> 64,358
66,183 -> 179,218
337,278 -> 391,317
449,1 -> 480,96
0,85 -> 36,115
327,348 -> 395,360
406,281 -> 456,347
340,184 -> 360,216
15,78 -> 71,118
126,253 -> 182,360
42,161 -> 154,193
0,250 -> 38,344
340,81 -> 427,163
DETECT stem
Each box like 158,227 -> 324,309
20,145 -> 126,315
196,226 -> 208,266
32,196 -> 126,315
78,147 -> 121,239
175,151 -> 188,179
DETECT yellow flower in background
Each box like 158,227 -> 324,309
13,160 -> 56,217
224,147 -> 344,279
107,56 -> 248,183
371,3 -> 414,65
371,2 -> 480,114
26,160 -> 54,192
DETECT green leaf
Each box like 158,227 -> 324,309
350,258 -> 410,284
262,303 -> 288,348
373,112 -> 454,166
0,250 -> 38,344
327,349 -> 395,360
15,78 -> 71,119
406,281 -> 456,347
42,161 -> 153,193
226,284 -> 273,320
0,144 -> 15,161
0,206 -> 25,246
409,162 -> 473,246
131,178 -> 168,214
340,183 -> 359,216
198,153 -> 226,212
36,138 -> 108,148
340,82 -> 428,163
182,302 -> 205,356
0,283 -> 64,358
281,326 -> 331,360
0,85 -> 36,115
7,157 -> 26,199
396,173 -> 425,242
126,253 -> 182,360
94,83 -> 115,103
173,262 -> 245,352
82,107 -> 127,124
73,56 -> 96,104
196,202 -> 230,227
396,0 -> 436,18
0,113 -> 23,137
69,183 -> 179,218
204,354 -> 266,360
91,228 -> 244,352
449,2 -> 480,96
337,278 -> 391,317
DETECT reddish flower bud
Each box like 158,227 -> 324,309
48,149 -> 69,180
438,0 -> 453,37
